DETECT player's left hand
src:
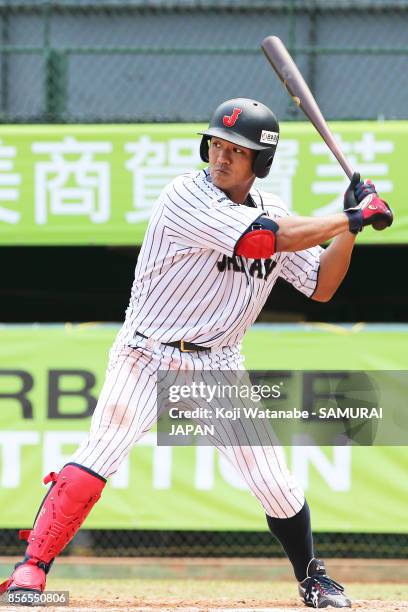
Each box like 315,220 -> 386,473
343,171 -> 393,233
343,171 -> 377,210
345,195 -> 394,234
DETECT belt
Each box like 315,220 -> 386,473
136,332 -> 210,353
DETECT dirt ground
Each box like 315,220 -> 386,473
1,600 -> 408,612
1,557 -> 408,611
65,597 -> 408,611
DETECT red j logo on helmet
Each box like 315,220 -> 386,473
223,108 -> 242,127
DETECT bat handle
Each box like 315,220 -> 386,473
341,159 -> 354,181
324,132 -> 354,180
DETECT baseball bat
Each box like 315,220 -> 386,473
261,35 -> 354,180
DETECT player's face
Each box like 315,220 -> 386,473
208,137 -> 256,204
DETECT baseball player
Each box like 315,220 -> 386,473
1,98 -> 393,608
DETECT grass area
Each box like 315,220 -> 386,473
242,324 -> 408,370
46,578 -> 408,602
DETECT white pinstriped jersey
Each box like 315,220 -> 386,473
115,168 -> 323,350
72,167 -> 314,515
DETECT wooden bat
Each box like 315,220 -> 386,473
261,35 -> 354,180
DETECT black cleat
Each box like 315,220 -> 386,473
298,558 -> 351,608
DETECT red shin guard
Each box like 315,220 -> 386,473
0,463 -> 106,594
24,463 -> 106,563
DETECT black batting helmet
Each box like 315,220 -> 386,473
199,98 -> 279,178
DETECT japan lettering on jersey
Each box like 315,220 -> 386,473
114,169 -> 322,350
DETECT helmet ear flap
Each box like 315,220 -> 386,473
253,149 -> 276,178
200,136 -> 210,163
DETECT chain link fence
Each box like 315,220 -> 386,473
2,529 -> 408,559
1,0 -> 408,122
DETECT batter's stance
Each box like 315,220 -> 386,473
1,99 -> 393,608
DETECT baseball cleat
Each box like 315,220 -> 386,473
298,558 -> 351,608
0,557 -> 46,600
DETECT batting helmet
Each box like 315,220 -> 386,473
199,98 -> 279,178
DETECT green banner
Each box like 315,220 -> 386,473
0,323 -> 407,531
0,122 -> 405,245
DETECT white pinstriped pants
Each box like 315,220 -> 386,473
71,338 -> 305,519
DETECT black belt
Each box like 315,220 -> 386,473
136,332 -> 210,353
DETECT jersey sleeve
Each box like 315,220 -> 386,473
279,246 -> 323,297
161,172 -> 263,256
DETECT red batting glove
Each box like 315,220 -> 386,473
345,194 -> 394,234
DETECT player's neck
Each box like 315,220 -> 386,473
223,181 -> 255,205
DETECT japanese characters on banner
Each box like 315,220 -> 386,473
31,138 -> 113,225
124,135 -> 201,223
0,139 -> 21,224
0,122 -> 405,244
